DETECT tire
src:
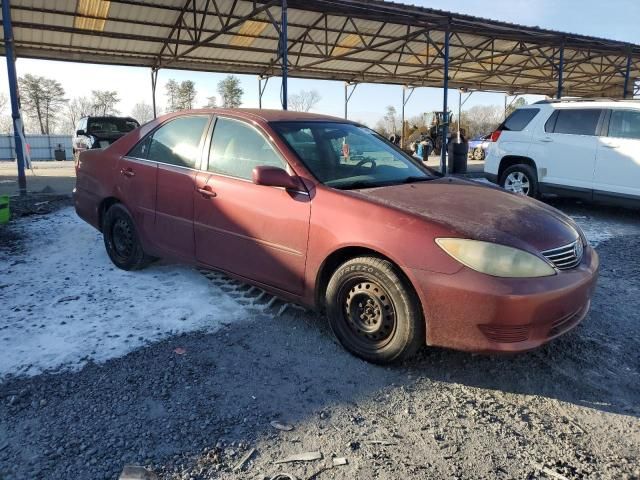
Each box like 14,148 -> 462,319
500,164 -> 538,198
325,256 -> 424,364
102,203 -> 153,271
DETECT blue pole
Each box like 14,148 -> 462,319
556,44 -> 564,99
623,53 -> 632,99
281,0 -> 288,110
2,0 -> 27,195
440,29 -> 450,175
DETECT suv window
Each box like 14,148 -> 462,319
502,108 -> 539,131
608,109 -> 640,140
130,116 -> 209,168
208,117 -> 285,180
552,109 -> 602,136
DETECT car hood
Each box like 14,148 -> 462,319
350,177 -> 581,253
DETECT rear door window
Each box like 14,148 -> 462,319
129,116 -> 209,167
552,109 -> 602,136
607,109 -> 640,140
502,108 -> 539,131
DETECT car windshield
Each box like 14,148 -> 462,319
272,122 -> 436,189
87,118 -> 139,135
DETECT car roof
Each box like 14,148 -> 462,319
181,108 -> 358,124
533,100 -> 640,110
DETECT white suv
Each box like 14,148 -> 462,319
484,99 -> 640,208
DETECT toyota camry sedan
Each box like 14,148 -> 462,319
74,109 -> 599,364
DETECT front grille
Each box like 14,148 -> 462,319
479,324 -> 531,343
542,239 -> 583,270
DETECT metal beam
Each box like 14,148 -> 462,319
344,82 -> 358,119
2,0 -> 26,195
281,0 -> 288,110
151,67 -> 159,118
556,43 -> 565,99
440,27 -> 450,175
623,53 -> 632,98
401,85 -> 415,148
258,75 -> 269,108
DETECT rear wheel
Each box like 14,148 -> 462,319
325,256 -> 424,364
500,164 -> 538,198
103,203 -> 153,270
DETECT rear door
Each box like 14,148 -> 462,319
115,138 -> 158,243
145,115 -> 211,259
534,108 -> 603,194
595,108 -> 640,199
193,116 -> 311,295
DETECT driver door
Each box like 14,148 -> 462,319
194,117 -> 311,295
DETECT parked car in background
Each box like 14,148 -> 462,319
484,99 -> 640,208
74,109 -> 598,364
73,116 -> 140,158
467,133 -> 491,161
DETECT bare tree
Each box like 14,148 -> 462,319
130,102 -> 154,124
0,93 -> 7,115
203,95 -> 217,108
91,90 -> 120,116
19,74 -> 67,134
460,105 -> 503,138
506,97 -> 528,117
166,79 -> 180,112
217,75 -> 243,108
289,89 -> 321,112
64,96 -> 94,133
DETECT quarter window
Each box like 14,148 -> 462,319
502,108 -> 539,131
131,116 -> 209,168
552,109 -> 602,136
208,117 -> 285,180
608,110 -> 640,140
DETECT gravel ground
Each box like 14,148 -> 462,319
0,198 -> 639,480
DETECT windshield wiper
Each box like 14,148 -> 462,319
336,181 -> 381,190
397,176 -> 434,184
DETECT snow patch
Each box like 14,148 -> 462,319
0,208 -> 250,379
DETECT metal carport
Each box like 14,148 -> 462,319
2,0 -> 640,193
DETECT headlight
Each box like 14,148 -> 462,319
435,238 -> 556,278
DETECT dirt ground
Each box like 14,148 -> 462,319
0,195 -> 638,480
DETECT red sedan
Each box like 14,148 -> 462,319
74,109 -> 598,364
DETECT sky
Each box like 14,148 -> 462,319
1,0 -> 639,126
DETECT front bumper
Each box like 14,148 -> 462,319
408,246 -> 599,353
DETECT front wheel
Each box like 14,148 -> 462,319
500,164 -> 538,198
325,257 -> 424,364
103,203 -> 153,270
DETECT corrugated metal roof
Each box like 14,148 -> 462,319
0,0 -> 638,97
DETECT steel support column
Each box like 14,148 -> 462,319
344,82 -> 357,119
151,67 -> 159,119
2,0 -> 27,195
556,43 -> 565,99
280,0 -> 288,110
401,86 -> 415,149
440,28 -> 450,174
623,53 -> 632,99
258,76 -> 270,109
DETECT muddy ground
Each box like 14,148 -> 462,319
0,197 -> 638,480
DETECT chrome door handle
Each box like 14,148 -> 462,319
121,168 -> 135,177
539,137 -> 553,143
603,144 -> 619,149
197,187 -> 217,198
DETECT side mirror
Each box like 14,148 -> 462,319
76,129 -> 86,136
252,166 -> 302,191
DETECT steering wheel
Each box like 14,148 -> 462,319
355,158 -> 377,170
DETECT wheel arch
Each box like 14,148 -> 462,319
498,155 -> 538,182
314,246 -> 422,317
98,196 -> 121,232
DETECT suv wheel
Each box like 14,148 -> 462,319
325,256 -> 424,364
500,164 -> 538,198
103,203 -> 153,271
473,147 -> 485,161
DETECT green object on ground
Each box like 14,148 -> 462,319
0,195 -> 9,224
